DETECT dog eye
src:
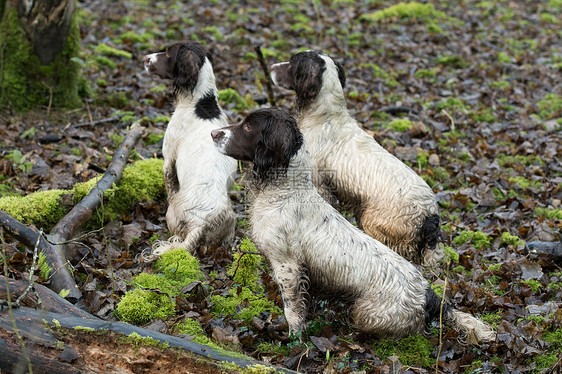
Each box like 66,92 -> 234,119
243,124 -> 251,131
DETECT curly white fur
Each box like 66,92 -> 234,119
213,109 -> 495,342
272,53 -> 440,264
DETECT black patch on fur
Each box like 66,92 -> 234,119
418,214 -> 441,252
195,90 -> 221,120
252,108 -> 304,182
168,41 -> 212,96
334,60 -> 346,89
424,287 -> 450,327
289,51 -> 326,111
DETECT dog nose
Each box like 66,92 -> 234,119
211,129 -> 223,140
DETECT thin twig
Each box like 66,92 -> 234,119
442,109 -> 455,132
254,46 -> 276,107
435,262 -> 450,374
15,228 -> 43,307
72,114 -> 125,128
41,80 -> 53,116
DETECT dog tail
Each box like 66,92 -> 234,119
425,287 -> 496,343
446,309 -> 496,343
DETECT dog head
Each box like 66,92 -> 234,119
144,41 -> 213,96
211,108 -> 303,182
270,51 -> 346,110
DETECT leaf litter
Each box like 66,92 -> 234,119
0,0 -> 561,373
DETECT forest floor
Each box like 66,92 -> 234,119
1,0 -> 561,373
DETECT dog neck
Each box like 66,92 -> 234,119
175,59 -> 222,120
297,71 -> 349,126
252,147 -> 314,192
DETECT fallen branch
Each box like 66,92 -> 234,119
0,306 -> 297,374
254,45 -> 276,107
0,125 -> 144,303
0,275 -> 96,319
72,113 -> 125,128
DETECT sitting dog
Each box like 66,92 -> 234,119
211,108 -> 495,342
271,51 -> 440,265
144,41 -> 237,255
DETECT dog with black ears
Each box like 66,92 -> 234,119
211,107 -> 495,342
144,41 -> 237,255
271,51 -> 441,265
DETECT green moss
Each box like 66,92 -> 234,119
497,52 -> 512,63
533,354 -> 558,372
120,332 -> 169,350
218,88 -> 249,110
442,245 -> 459,263
471,107 -> 497,122
372,334 -> 435,368
489,80 -> 511,89
94,43 -> 132,59
116,288 -> 175,325
360,63 -> 399,87
452,230 -> 491,249
0,190 -> 69,230
211,286 -> 282,323
501,232 -> 524,247
0,6 -> 83,111
416,150 -> 429,169
227,237 -> 262,290
256,342 -> 291,356
117,249 -> 203,324
175,319 -> 219,348
96,158 -> 165,222
94,56 -> 117,68
385,118 -> 412,132
540,13 -> 559,24
201,26 -> 223,41
480,311 -> 502,328
537,93 -> 562,119
361,2 -> 458,25
535,207 -> 562,219
508,176 -> 542,190
414,69 -> 436,79
488,263 -> 501,272
437,55 -> 468,68
436,98 -> 468,111
520,279 -> 542,293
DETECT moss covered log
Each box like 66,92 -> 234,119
0,158 -> 165,231
0,1 -> 85,111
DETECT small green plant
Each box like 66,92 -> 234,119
360,63 -> 399,87
501,232 -> 524,247
452,230 -> 491,249
37,251 -> 52,281
442,244 -> 459,263
385,118 -> 412,132
536,93 -> 561,119
94,43 -> 132,59
174,318 -> 219,348
535,207 -> 562,219
372,334 -> 435,368
480,311 -> 502,328
227,237 -> 262,290
4,150 -> 33,173
210,286 -> 282,323
520,279 -> 542,293
218,88 -> 250,110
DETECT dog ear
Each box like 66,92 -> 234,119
172,45 -> 203,94
334,60 -> 346,89
292,57 -> 324,109
253,110 -> 303,181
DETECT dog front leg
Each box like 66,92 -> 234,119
269,260 -> 309,335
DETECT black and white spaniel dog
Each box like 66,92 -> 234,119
271,51 -> 441,265
144,41 -> 236,255
211,108 -> 495,342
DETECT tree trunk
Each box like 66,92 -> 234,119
0,0 -> 84,111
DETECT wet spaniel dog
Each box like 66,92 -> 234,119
211,108 -> 495,342
144,41 -> 236,255
271,51 -> 440,265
